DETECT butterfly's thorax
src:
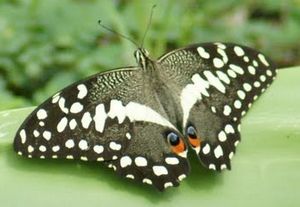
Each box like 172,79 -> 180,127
136,49 -> 183,130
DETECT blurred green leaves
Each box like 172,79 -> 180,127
0,0 -> 300,110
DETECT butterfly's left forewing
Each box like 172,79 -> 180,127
14,67 -> 190,190
158,42 -> 277,171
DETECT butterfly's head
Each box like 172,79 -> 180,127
134,48 -> 150,70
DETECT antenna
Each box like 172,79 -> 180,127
98,20 -> 139,47
140,4 -> 157,48
98,4 -> 157,49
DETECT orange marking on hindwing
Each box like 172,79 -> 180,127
188,137 -> 201,148
171,138 -> 186,154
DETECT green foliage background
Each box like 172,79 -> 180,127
0,0 -> 300,110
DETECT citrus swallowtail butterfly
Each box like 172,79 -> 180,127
14,42 -> 276,191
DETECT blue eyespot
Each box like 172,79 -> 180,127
186,125 -> 197,139
167,132 -> 180,146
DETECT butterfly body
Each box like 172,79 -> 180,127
14,42 -> 277,191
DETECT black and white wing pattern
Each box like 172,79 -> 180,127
158,42 -> 277,171
14,41 -> 277,190
14,67 -> 190,191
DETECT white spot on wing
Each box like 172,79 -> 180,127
218,131 -> 227,142
93,145 -> 104,154
165,157 -> 179,165
209,164 -> 216,170
213,58 -> 224,68
178,174 -> 186,181
37,109 -> 47,120
70,102 -> 83,114
52,93 -> 60,104
65,139 -> 75,149
79,140 -> 88,150
57,117 -> 68,132
217,48 -> 228,63
134,157 -> 148,167
225,124 -> 235,134
233,46 -> 245,56
223,105 -> 232,116
69,119 -> 77,130
58,97 -> 69,114
203,71 -> 226,93
109,141 -> 121,151
93,104 -> 107,133
126,132 -> 131,140
120,156 -> 132,168
266,70 -> 273,76
234,100 -> 242,109
227,69 -> 237,78
248,66 -> 256,75
52,145 -> 60,152
229,152 -> 234,159
77,84 -> 88,99
143,178 -> 152,185
221,164 -> 227,170
202,144 -> 210,154
229,64 -> 244,75
19,129 -> 26,144
126,174 -> 134,179
81,112 -> 92,129
260,75 -> 267,82
258,54 -> 270,66
42,131 -> 51,140
33,130 -> 40,137
243,56 -> 249,62
237,90 -> 246,100
197,47 -> 210,59
216,71 -> 230,84
39,145 -> 46,152
164,182 -> 173,188
153,166 -> 168,176
27,145 -> 34,153
254,81 -> 261,88
243,83 -> 252,92
214,145 -> 223,158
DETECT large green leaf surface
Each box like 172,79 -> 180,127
0,67 -> 299,206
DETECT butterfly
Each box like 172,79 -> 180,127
13,42 -> 277,191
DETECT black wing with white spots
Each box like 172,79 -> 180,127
14,67 -> 190,191
158,42 -> 277,171
14,41 -> 277,191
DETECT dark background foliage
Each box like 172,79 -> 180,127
0,0 -> 299,110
